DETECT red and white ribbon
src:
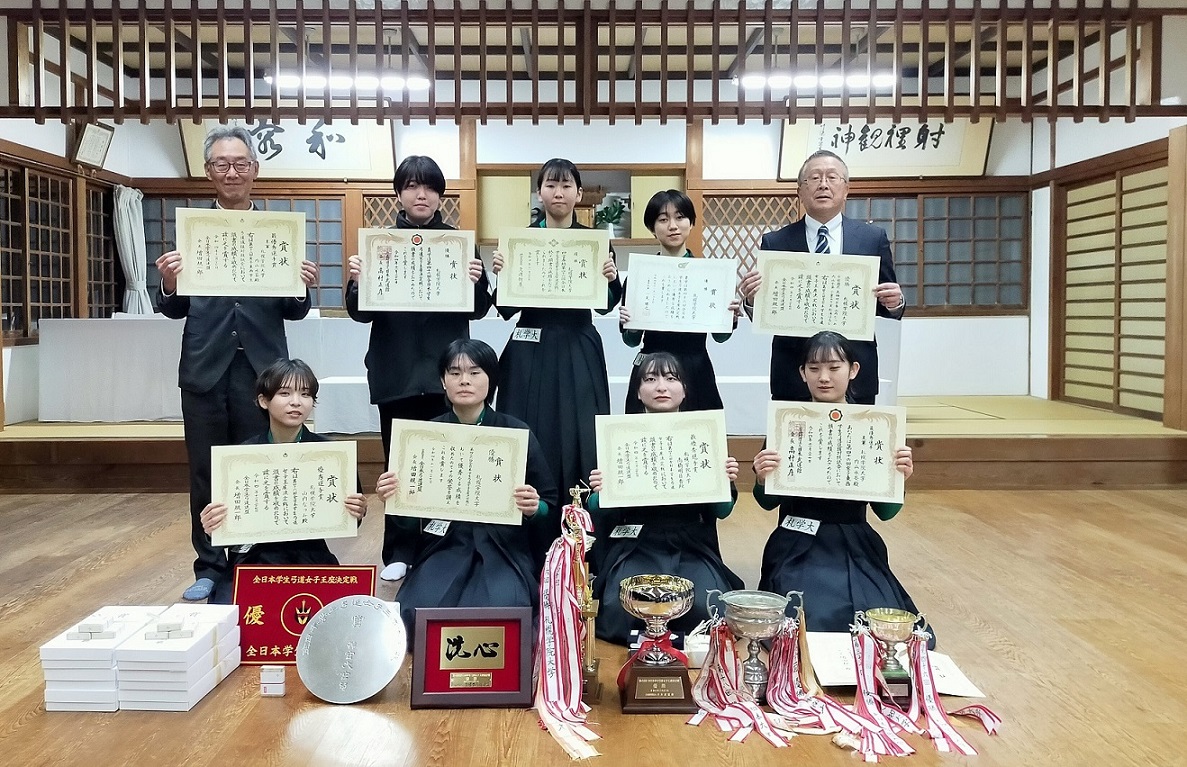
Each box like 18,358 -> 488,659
534,503 -> 599,760
615,632 -> 688,689
686,620 -> 793,748
848,627 -> 916,762
907,630 -> 1000,754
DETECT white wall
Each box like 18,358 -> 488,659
2,345 -> 38,425
477,120 -> 685,165
898,317 -> 1031,396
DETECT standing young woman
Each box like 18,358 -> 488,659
345,155 -> 492,582
375,339 -> 557,636
586,353 -> 744,645
751,331 -> 928,643
491,158 -> 622,521
618,190 -> 741,414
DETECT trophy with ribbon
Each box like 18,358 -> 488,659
565,485 -> 602,703
616,573 -> 698,714
854,607 -> 923,694
706,589 -> 798,703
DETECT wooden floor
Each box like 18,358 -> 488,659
2,488 -> 1186,766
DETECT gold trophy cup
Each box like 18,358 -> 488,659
618,574 -> 698,714
707,589 -> 798,702
855,608 -> 927,689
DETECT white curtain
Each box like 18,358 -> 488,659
113,184 -> 154,314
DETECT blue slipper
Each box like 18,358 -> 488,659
182,577 -> 215,601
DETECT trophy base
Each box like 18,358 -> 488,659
619,660 -> 699,715
881,666 -> 911,700
582,659 -> 603,705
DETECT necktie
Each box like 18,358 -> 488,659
815,224 -> 830,254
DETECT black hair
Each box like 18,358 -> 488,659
393,155 -> 447,197
628,352 -> 689,408
256,358 -> 319,403
797,150 -> 850,183
438,338 -> 500,405
536,158 -> 582,190
800,331 -> 857,367
643,189 -> 697,233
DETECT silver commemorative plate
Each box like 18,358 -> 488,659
296,595 -> 407,704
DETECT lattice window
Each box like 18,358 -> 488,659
143,195 -> 345,309
86,185 -> 121,318
0,165 -> 23,340
702,194 -> 799,281
364,195 -> 461,228
25,170 -> 74,333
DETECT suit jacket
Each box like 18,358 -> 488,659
156,202 -> 311,394
759,216 -> 900,404
344,210 -> 493,406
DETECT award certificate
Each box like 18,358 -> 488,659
595,410 -> 731,508
357,228 -> 476,312
175,208 -> 306,297
624,253 -> 737,334
752,250 -> 879,341
210,441 -> 358,547
385,419 -> 529,526
497,227 -> 610,309
765,402 -> 906,504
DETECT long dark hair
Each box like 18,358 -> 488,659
628,352 -> 688,409
438,338 -> 500,405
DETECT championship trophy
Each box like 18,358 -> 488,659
706,589 -> 798,702
565,485 -> 602,704
855,608 -> 927,695
617,574 -> 698,714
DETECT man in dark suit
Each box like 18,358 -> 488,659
740,150 -> 904,404
155,125 -> 319,601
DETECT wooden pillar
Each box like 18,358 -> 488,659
685,119 -> 704,256
458,117 -> 478,232
1163,126 -> 1187,429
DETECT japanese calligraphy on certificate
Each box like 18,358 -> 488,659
766,402 -> 906,504
385,419 -> 529,526
594,410 -> 731,508
752,250 -> 878,341
210,441 -> 358,547
175,208 -> 306,297
624,253 -> 738,334
356,228 -> 476,312
497,227 -> 610,309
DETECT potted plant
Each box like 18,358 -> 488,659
594,196 -> 628,238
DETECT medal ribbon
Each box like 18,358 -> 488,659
849,627 -> 916,762
907,629 -> 1000,754
534,503 -> 599,760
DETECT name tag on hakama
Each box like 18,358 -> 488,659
609,524 -> 643,539
780,516 -> 821,535
512,327 -> 542,343
424,519 -> 451,536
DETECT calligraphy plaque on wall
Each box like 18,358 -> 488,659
779,117 -> 993,179
180,119 -> 395,180
411,607 -> 533,708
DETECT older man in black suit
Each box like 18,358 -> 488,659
155,126 -> 319,601
740,150 -> 904,404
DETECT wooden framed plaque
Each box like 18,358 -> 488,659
411,606 -> 533,709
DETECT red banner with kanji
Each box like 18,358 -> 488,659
231,565 -> 377,665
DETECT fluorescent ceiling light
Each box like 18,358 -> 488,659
264,73 -> 429,92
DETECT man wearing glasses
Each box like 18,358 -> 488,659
155,126 -> 319,601
740,150 -> 904,405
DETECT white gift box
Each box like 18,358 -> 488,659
259,682 -> 285,697
259,665 -> 286,684
118,654 -> 240,712
119,642 -> 241,690
43,686 -> 120,705
684,635 -> 710,668
42,667 -> 118,683
41,658 -> 117,670
77,618 -> 112,633
45,700 -> 119,713
44,679 -> 119,693
155,604 -> 238,636
117,626 -> 240,673
40,606 -> 167,663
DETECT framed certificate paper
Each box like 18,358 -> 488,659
752,250 -> 879,341
175,208 -> 306,297
594,410 -> 731,508
496,227 -> 610,309
624,253 -> 738,334
765,402 -> 906,504
385,419 -> 529,525
357,228 -> 476,312
210,441 -> 359,547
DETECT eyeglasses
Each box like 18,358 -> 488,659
800,172 -> 847,186
206,159 -> 255,174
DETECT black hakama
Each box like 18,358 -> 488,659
393,408 -> 558,639
591,494 -> 744,646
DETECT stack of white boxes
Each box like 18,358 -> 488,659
115,604 -> 241,711
39,606 -> 167,712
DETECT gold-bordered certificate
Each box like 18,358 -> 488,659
357,228 -> 477,312
210,441 -> 358,547
385,419 -> 529,526
765,402 -> 906,504
752,250 -> 878,341
624,253 -> 737,334
594,410 -> 731,508
175,208 -> 306,297
496,227 -> 610,309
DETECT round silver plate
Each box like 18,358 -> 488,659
296,595 -> 407,704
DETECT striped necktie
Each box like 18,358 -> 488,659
815,224 -> 830,254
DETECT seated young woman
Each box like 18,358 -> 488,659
375,338 -> 558,636
751,331 -> 930,644
200,359 -> 368,605
587,352 -> 744,645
